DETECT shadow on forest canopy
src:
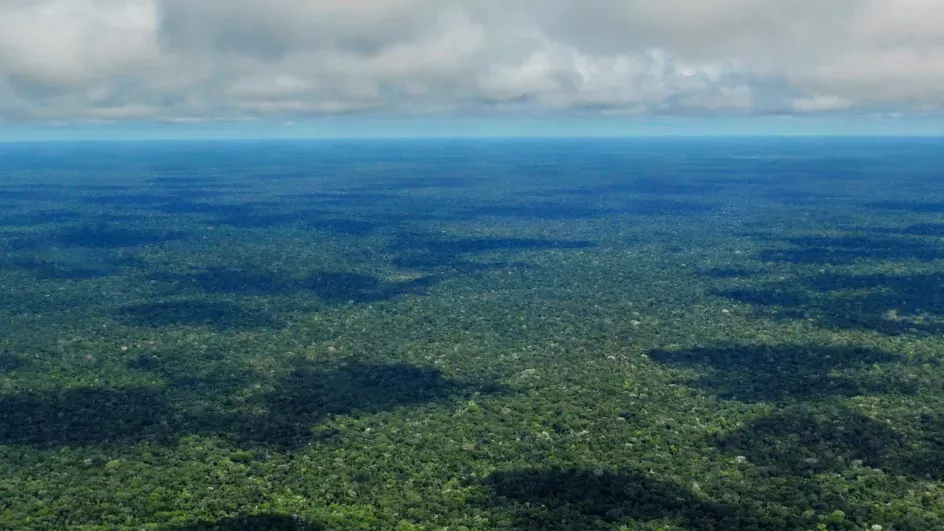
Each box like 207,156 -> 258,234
0,209 -> 83,227
345,175 -> 475,192
856,222 -> 944,237
648,344 -> 915,403
0,351 -> 26,372
158,199 -> 381,234
116,299 -> 286,330
696,266 -> 757,279
756,234 -> 944,264
452,201 -> 611,221
0,187 -> 68,202
7,223 -> 184,251
164,513 -> 324,531
716,271 -> 944,335
3,251 -> 146,280
140,268 -> 439,312
865,200 -> 944,214
714,403 -> 944,482
389,232 -> 592,273
483,467 -> 794,530
0,360 -> 504,450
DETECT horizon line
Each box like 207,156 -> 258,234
4,133 -> 944,144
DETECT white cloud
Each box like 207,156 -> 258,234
0,0 -> 159,86
0,0 -> 942,122
792,95 -> 853,113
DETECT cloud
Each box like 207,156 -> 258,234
0,0 -> 942,123
792,95 -> 853,113
0,0 -> 159,86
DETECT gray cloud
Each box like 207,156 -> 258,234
1,0 -> 942,123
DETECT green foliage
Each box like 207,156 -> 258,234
2,142 -> 944,530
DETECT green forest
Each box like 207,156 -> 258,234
1,141 -> 943,530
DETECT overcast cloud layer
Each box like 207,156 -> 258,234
1,0 -> 942,123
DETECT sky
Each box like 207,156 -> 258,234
1,0 -> 943,140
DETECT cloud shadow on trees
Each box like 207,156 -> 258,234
617,198 -> 715,216
0,209 -> 84,227
0,387 -> 171,447
716,271 -> 944,335
0,187 -> 67,202
0,350 -> 27,372
762,188 -> 851,205
147,267 -> 293,296
123,231 -> 582,322
7,258 -> 114,280
452,201 -> 611,221
697,266 -> 757,279
215,208 -> 324,230
694,403 -> 944,530
300,271 -> 437,305
225,359 -> 502,449
648,344 -> 914,403
157,200 -> 380,235
0,360 -> 503,450
347,175 -> 475,192
116,300 -> 285,330
715,285 -> 811,314
144,267 -> 438,308
482,468 -> 790,530
714,404 -> 944,482
284,191 -> 394,208
856,223 -> 944,237
4,252 -> 146,280
756,235 -> 944,265
519,175 -> 727,198
145,175 -> 250,190
864,200 -> 944,214
84,193 -> 189,207
389,232 -> 593,273
7,223 -> 185,251
164,514 -> 325,531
